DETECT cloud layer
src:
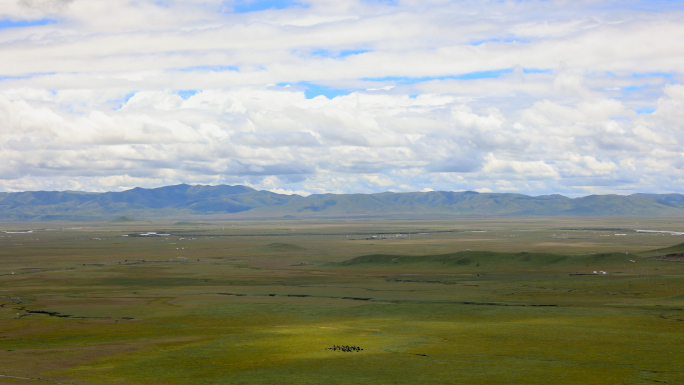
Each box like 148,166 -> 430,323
1,0 -> 683,195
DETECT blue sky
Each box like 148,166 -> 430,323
0,18 -> 54,29
0,0 -> 683,196
231,0 -> 309,13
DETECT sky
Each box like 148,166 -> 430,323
1,0 -> 684,197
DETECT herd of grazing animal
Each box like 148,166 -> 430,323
326,345 -> 363,352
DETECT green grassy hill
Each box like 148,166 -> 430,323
335,250 -> 634,270
637,242 -> 684,257
2,184 -> 684,220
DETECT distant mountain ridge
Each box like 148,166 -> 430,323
1,184 -> 684,221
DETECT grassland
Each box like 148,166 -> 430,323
0,217 -> 683,384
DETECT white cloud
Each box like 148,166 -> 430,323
363,174 -> 394,187
495,180 -> 520,191
0,0 -> 683,195
632,125 -> 667,145
482,154 -> 559,179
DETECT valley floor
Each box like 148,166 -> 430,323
0,217 -> 682,384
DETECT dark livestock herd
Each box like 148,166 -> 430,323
326,345 -> 363,352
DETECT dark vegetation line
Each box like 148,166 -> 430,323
557,228 -> 636,231
0,259 -> 190,278
150,227 -> 642,238
215,292 -> 554,306
0,267 -> 75,276
0,296 -> 28,304
217,293 -> 372,301
164,230 -> 464,237
0,373 -> 74,385
386,278 -> 459,284
658,314 -> 684,322
15,307 -> 134,320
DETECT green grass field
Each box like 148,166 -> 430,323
0,217 -> 683,384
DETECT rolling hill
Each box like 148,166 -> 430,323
1,184 -> 684,221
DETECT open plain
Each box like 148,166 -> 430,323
0,217 -> 683,384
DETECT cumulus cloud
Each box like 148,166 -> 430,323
0,0 -> 683,195
19,0 -> 74,13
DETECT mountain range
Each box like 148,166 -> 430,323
1,184 -> 684,221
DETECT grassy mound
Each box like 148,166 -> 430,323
638,242 -> 684,257
109,216 -> 137,222
260,243 -> 306,252
336,250 -> 632,270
